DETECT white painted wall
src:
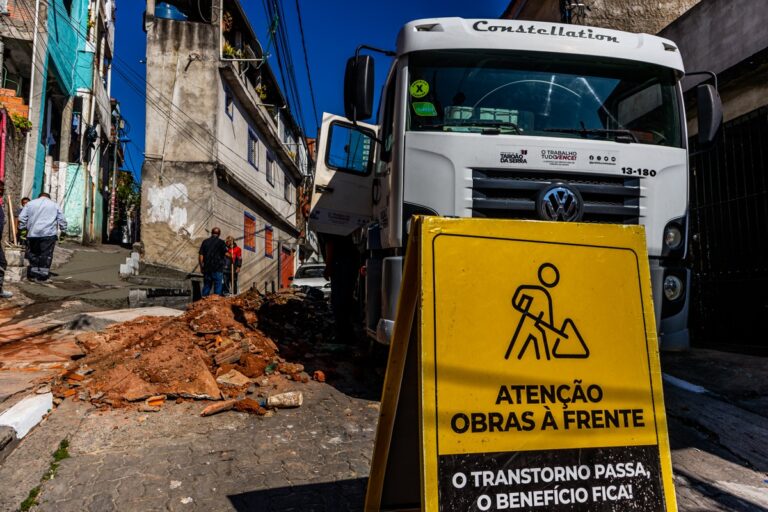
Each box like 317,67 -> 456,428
215,76 -> 296,225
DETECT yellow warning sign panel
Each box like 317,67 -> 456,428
365,217 -> 676,511
416,217 -> 676,511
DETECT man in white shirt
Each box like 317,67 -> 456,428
18,192 -> 67,281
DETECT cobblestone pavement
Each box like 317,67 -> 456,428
0,381 -> 379,511
1,353 -> 767,511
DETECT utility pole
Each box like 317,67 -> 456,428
108,108 -> 120,240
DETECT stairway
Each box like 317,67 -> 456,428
0,88 -> 29,119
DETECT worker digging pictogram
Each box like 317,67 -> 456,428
504,263 -> 590,360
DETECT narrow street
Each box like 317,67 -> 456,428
0,244 -> 766,511
1,0 -> 767,510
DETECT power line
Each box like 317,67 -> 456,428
264,0 -> 306,136
294,0 -> 319,134
112,65 -> 291,206
6,5 -> 303,254
4,6 -> 307,282
12,0 -> 305,196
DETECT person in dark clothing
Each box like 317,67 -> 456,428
199,227 -> 228,297
18,192 -> 67,282
15,197 -> 29,246
323,234 -> 360,344
223,236 -> 242,296
0,181 -> 11,299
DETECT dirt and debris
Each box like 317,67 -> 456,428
49,290 -> 337,415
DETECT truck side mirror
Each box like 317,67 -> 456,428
697,84 -> 722,147
344,55 -> 374,122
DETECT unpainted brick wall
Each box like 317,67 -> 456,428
579,0 -> 702,34
4,0 -> 37,25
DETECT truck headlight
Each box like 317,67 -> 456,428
663,275 -> 683,301
664,224 -> 683,250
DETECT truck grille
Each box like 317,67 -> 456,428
471,169 -> 641,224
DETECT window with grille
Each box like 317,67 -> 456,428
283,174 -> 292,203
247,129 -> 258,169
266,153 -> 274,185
225,90 -> 234,119
264,226 -> 274,258
243,212 -> 256,252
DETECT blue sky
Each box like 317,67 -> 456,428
112,0 -> 509,180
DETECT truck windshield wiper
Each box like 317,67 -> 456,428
543,128 -> 638,143
417,120 -> 522,134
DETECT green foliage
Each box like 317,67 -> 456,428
19,486 -> 40,511
117,171 -> 140,209
52,439 -> 70,463
222,41 -> 243,59
222,11 -> 233,33
18,439 -> 70,511
10,113 -> 32,132
255,84 -> 268,101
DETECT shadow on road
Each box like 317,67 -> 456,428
674,467 -> 767,511
228,477 -> 367,511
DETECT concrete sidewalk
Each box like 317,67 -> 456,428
0,346 -> 761,511
13,242 -> 133,309
661,349 -> 768,511
0,244 -> 766,510
0,243 -> 187,461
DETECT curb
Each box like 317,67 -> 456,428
0,425 -> 19,463
66,306 -> 184,331
0,393 -> 53,462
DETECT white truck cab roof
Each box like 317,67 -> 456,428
396,18 -> 685,75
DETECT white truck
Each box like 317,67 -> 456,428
309,17 -> 721,350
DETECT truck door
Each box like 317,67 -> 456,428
309,113 -> 378,236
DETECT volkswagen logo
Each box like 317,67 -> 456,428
536,184 -> 584,222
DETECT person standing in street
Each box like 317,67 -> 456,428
0,180 -> 12,298
18,192 -> 67,282
15,196 -> 30,246
198,227 -> 228,297
322,234 -> 360,345
223,235 -> 242,296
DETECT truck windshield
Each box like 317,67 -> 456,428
407,50 -> 682,148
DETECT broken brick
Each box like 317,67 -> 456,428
215,369 -> 250,388
200,399 -> 236,417
233,398 -> 267,415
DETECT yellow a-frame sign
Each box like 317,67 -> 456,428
365,217 -> 676,512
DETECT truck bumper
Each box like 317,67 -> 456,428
374,256 -> 403,345
649,259 -> 690,351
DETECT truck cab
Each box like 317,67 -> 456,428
310,18 -> 721,350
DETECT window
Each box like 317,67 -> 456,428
325,122 -> 375,175
264,226 -> 274,258
295,266 -> 325,279
247,129 -> 258,169
283,174 -> 292,203
63,0 -> 73,15
407,50 -> 683,148
379,69 -> 398,163
266,153 -> 274,186
225,89 -> 234,119
243,212 -> 256,252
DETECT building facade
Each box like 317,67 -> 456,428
0,0 -> 117,244
659,0 -> 768,355
142,0 -> 309,292
0,0 -> 46,212
502,0 -> 700,34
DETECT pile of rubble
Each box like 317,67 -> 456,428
51,290 -> 332,416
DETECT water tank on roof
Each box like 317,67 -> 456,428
155,2 -> 188,21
